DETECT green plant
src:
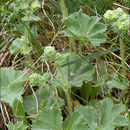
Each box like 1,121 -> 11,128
63,10 -> 107,53
0,1 -> 129,129
8,0 -> 42,65
75,98 -> 128,129
104,7 -> 129,79
42,46 -> 73,114
8,121 -> 28,130
31,108 -> 88,130
0,68 -> 26,106
31,98 -> 128,130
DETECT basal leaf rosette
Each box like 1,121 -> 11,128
63,11 -> 107,46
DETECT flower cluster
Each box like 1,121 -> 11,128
31,1 -> 41,9
42,46 -> 71,65
43,46 -> 56,59
104,8 -> 129,31
29,73 -> 47,87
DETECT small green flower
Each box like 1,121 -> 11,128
31,1 -> 41,9
103,10 -> 112,19
104,7 -> 129,32
29,73 -> 45,87
43,46 -> 56,59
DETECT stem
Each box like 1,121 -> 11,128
70,37 -> 76,52
60,0 -> 68,18
69,41 -> 72,52
27,54 -> 32,65
64,89 -> 72,114
24,9 -> 32,65
57,65 -> 65,83
79,42 -> 82,55
120,38 -> 126,79
57,65 -> 72,114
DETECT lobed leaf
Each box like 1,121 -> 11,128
64,11 -> 107,46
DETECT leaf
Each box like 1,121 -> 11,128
56,52 -> 95,87
96,98 -> 125,126
7,121 -> 28,130
32,108 -> 87,130
63,112 -> 83,130
112,115 -> 128,126
106,75 -> 128,90
23,87 -> 50,115
75,106 -> 99,129
12,99 -> 28,124
80,82 -> 92,104
0,68 -> 26,106
73,124 -> 89,130
32,108 -> 62,130
20,60 -> 43,75
9,38 -> 24,54
62,48 -> 119,67
75,98 -> 127,129
22,15 -> 41,22
64,11 -> 107,46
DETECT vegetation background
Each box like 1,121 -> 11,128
0,0 -> 129,130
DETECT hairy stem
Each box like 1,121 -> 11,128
120,38 -> 126,79
57,65 -> 72,114
60,0 -> 68,18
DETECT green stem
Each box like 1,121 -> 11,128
27,54 -> 32,65
71,37 -> 76,52
64,89 -> 72,114
24,21 -> 28,50
120,38 -> 126,79
57,65 -> 72,114
69,41 -> 72,52
57,65 -> 65,83
24,10 -> 32,65
79,42 -> 82,55
60,0 -> 68,18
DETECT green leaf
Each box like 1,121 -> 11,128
0,68 -> 26,106
56,52 -> 95,87
64,11 -> 107,46
7,121 -> 28,130
22,15 -> 41,22
9,36 -> 31,55
62,48 -> 119,67
9,38 -> 24,54
63,112 -> 83,130
23,87 -> 50,115
106,75 -> 128,90
112,115 -> 128,126
96,98 -> 125,126
32,108 -> 62,130
80,82 -> 92,104
12,99 -> 28,124
75,98 -> 127,129
73,124 -> 89,130
20,60 -> 43,75
75,106 -> 99,129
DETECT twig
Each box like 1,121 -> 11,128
113,2 -> 130,10
111,52 -> 130,68
0,51 -> 9,67
49,22 -> 63,46
0,103 -> 7,126
42,0 -> 55,31
4,104 -> 10,122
